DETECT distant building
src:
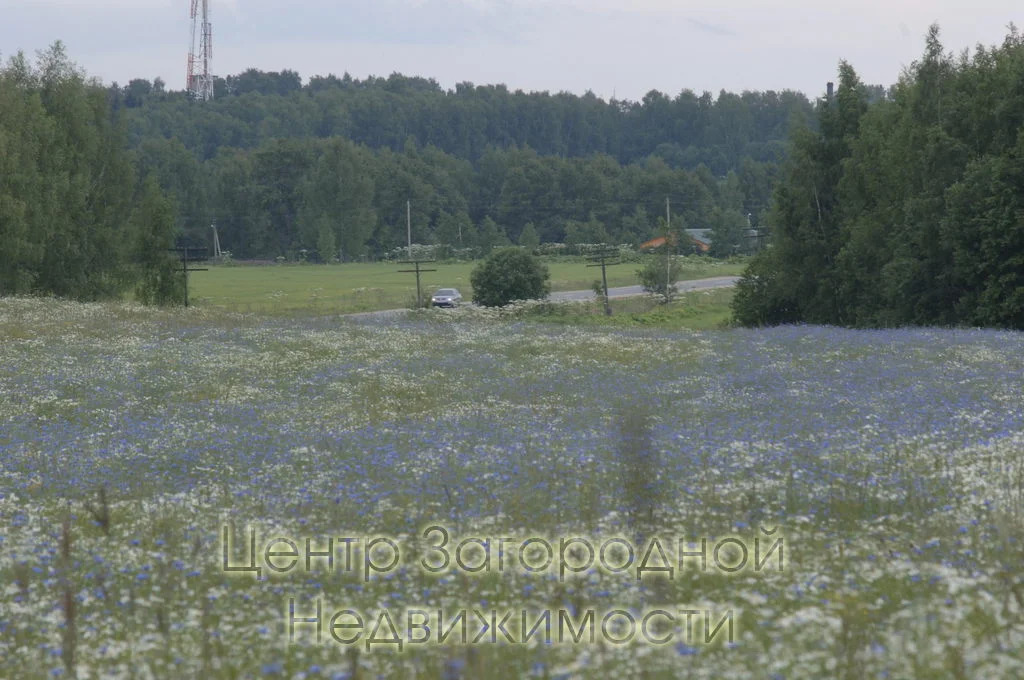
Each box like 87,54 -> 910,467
684,229 -> 713,253
638,235 -> 668,250
640,228 -> 764,255
638,231 -> 711,254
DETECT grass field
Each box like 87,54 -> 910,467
516,288 -> 737,331
418,288 -> 739,331
1,297 -> 1022,679
188,257 -> 746,314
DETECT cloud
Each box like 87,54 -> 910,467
213,0 -> 539,47
687,18 -> 736,37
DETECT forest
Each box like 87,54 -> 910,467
732,25 -> 1024,329
113,69 -> 815,260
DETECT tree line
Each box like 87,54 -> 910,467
137,134 -> 780,261
116,69 -> 819,262
733,25 -> 1024,329
115,70 -> 812,173
0,43 -> 179,302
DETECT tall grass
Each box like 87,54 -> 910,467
1,297 -> 1021,678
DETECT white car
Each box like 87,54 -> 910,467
431,288 -> 463,307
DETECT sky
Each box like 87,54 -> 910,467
1,0 -> 1021,101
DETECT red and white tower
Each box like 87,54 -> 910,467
187,0 -> 214,100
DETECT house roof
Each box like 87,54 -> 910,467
640,230 -> 713,252
638,235 -> 670,250
685,229 -> 713,245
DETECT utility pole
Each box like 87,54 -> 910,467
397,259 -> 437,309
407,200 -> 412,260
586,245 -> 620,316
170,246 -> 208,307
665,197 -> 672,298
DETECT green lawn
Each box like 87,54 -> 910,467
188,258 -> 746,314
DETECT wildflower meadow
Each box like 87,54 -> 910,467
1,297 -> 1021,679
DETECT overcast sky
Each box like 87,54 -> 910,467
2,1 -> 1021,101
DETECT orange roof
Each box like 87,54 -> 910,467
640,233 -> 709,252
639,236 -> 669,250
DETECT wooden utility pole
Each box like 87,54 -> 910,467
169,246 -> 208,307
586,245 -> 621,316
407,200 -> 412,260
397,259 -> 437,309
665,197 -> 672,297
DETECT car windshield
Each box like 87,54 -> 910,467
436,289 -> 457,296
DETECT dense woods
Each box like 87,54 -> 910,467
114,70 -> 813,260
0,43 -> 176,299
733,25 -> 1024,329
117,70 -> 811,170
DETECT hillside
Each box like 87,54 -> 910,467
113,70 -> 814,258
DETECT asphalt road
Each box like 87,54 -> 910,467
549,275 -> 740,301
345,275 -> 740,320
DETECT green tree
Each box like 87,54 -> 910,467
209,149 -> 267,259
297,139 -> 376,260
620,206 -> 651,243
734,25 -> 1024,329
942,135 -> 1024,327
476,216 -> 511,254
564,215 -> 611,252
315,220 -> 337,263
0,56 -> 47,294
0,43 -> 137,300
636,256 -> 682,303
730,246 -> 798,325
133,136 -> 210,245
251,138 -> 313,256
737,158 -> 775,224
636,218 -> 680,302
708,207 -> 749,257
518,222 -> 540,251
434,210 -> 474,251
133,177 -> 183,305
470,247 -> 550,306
732,61 -> 868,325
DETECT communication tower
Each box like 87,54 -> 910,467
187,0 -> 214,100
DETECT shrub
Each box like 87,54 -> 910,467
470,247 -> 550,307
730,249 -> 800,326
636,254 -> 682,303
